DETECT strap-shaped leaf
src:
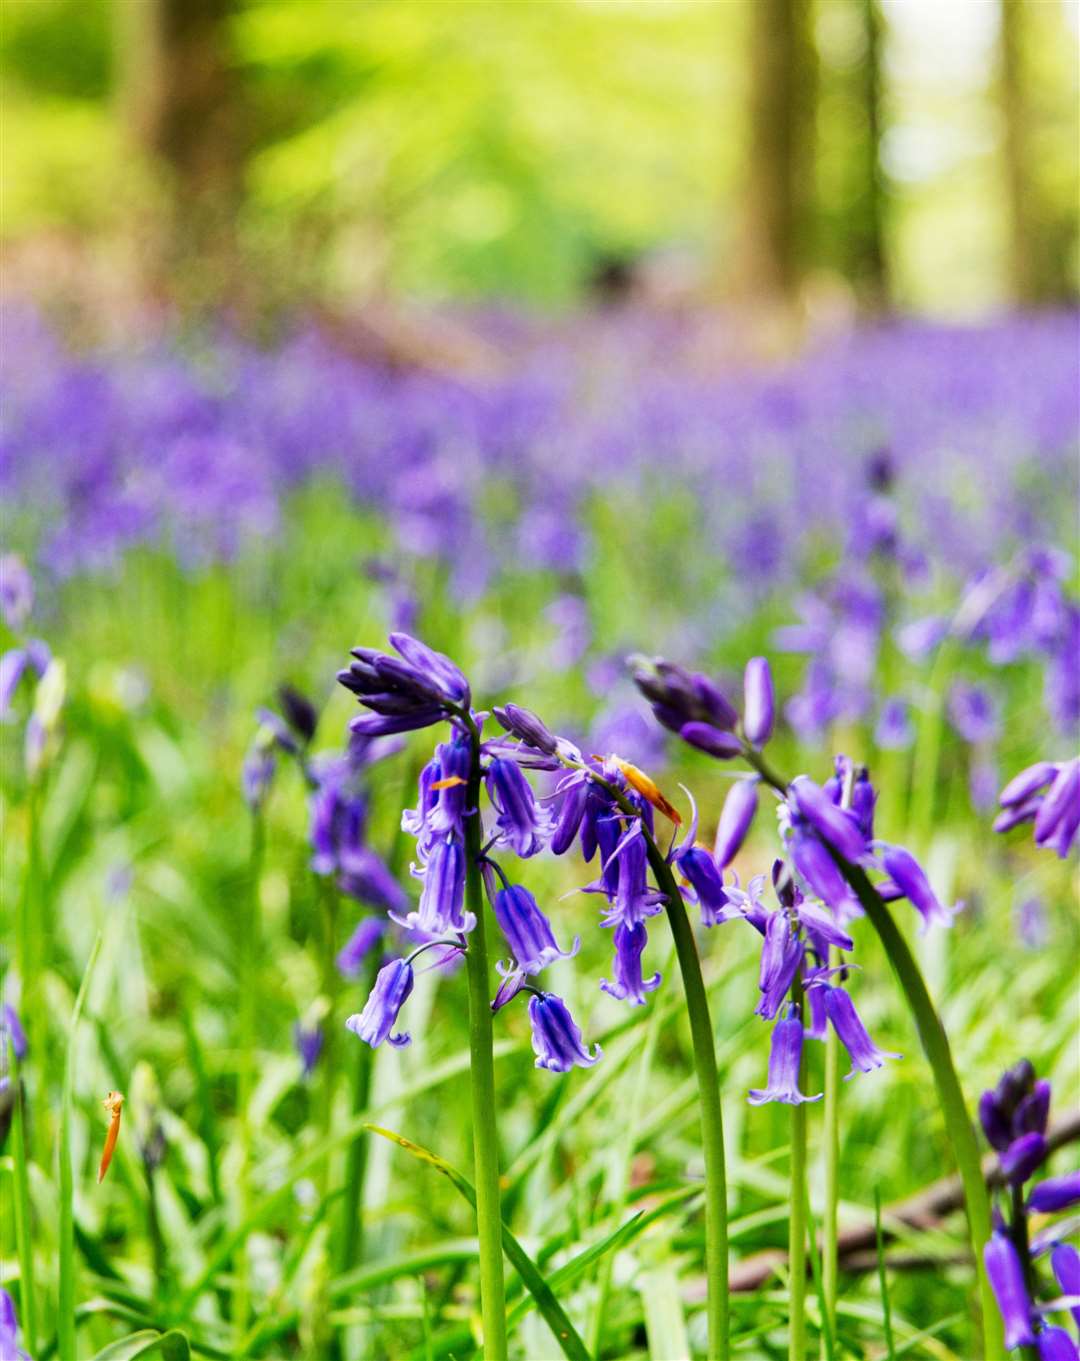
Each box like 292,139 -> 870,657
89,1329 -> 192,1361
364,1123 -> 591,1361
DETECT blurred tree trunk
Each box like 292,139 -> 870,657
998,0 -> 1037,304
730,0 -> 817,308
852,0 -> 888,311
114,0 -> 244,305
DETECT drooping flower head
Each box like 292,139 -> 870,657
338,631 -> 471,735
490,881 -> 579,977
345,959 -> 415,1049
996,758 -> 1080,859
527,992 -> 602,1073
600,921 -> 661,1006
749,1003 -> 822,1106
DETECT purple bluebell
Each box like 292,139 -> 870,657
673,843 -> 729,926
788,815 -> 859,917
594,830 -> 666,927
1014,1079 -> 1051,1137
1027,1173 -> 1080,1214
339,632 -> 470,734
492,884 -> 579,976
984,1230 -> 1036,1350
601,921 -> 661,1005
749,1004 -> 821,1106
1037,1327 -> 1078,1361
1051,1243 -> 1080,1329
755,913 -> 805,1019
293,1021 -> 324,1078
822,986 -> 900,1076
400,837 -> 472,935
1000,1132 -> 1048,1185
242,742 -> 277,812
679,722 -> 743,759
948,682 -> 999,745
1,1003 -> 27,1061
486,757 -> 553,857
996,758 -> 1080,858
896,615 -> 949,661
277,683 -> 319,745
493,702 -> 559,755
631,656 -> 739,734
0,555 -> 33,630
345,959 -> 415,1049
880,845 -> 957,931
336,918 -> 386,978
0,1288 -> 30,1361
713,777 -> 759,868
338,850 -> 409,915
875,696 -> 914,750
0,639 -> 51,721
527,992 -> 601,1072
823,756 -> 876,842
551,777 -> 588,856
789,775 -> 867,861
742,656 -> 774,746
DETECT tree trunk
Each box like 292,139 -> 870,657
731,0 -> 817,307
998,0 -> 1038,304
114,0 -> 243,305
853,0 -> 888,310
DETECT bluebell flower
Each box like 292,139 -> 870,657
788,775 -> 867,861
339,632 -> 470,734
0,639 -> 51,721
1036,1326 -> 1078,1361
742,656 -> 774,746
875,696 -> 914,750
631,656 -> 739,734
486,757 -> 553,857
673,843 -> 729,926
600,921 -> 661,1005
788,814 -> 859,917
551,777 -> 589,856
346,959 -> 415,1049
293,1021 -> 324,1078
755,912 -> 805,1019
492,883 -> 578,976
1,1003 -> 27,1061
1027,1173 -> 1080,1214
713,777 -> 759,868
879,845 -> 958,931
336,918 -> 386,978
591,829 -> 666,928
823,756 -> 876,842
0,554 -> 33,630
1001,1132 -> 1048,1185
428,731 -> 472,840
948,681 -> 999,745
401,837 -> 472,935
679,722 -> 743,759
527,992 -> 601,1072
749,1004 -> 821,1106
493,702 -> 559,755
996,757 -> 1080,858
0,1287 -> 30,1361
984,1230 -> 1036,1350
1051,1243 -> 1080,1329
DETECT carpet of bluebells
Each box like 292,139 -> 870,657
1,306 -> 1078,1361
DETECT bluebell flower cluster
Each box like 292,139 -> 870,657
979,1061 -> 1080,1357
340,636 -> 601,1072
996,758 -> 1080,860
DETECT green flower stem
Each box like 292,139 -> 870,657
821,963 -> 841,1340
9,1055 -> 38,1358
337,945 -> 381,1274
743,748 -> 1003,1360
625,809 -> 729,1361
234,811 -> 265,1344
58,931 -> 103,1361
789,977 -> 808,1361
463,719 -> 508,1361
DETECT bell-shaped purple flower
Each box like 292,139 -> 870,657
1037,1326 -> 1079,1361
1013,1080 -> 1051,1137
789,776 -> 867,861
400,837 -> 472,934
749,1004 -> 822,1106
984,1230 -> 1036,1350
1051,1243 -> 1080,1328
980,1090 -> 1013,1152
345,959 -> 415,1049
632,656 -> 738,733
527,992 -> 602,1072
597,831 -> 666,927
674,844 -> 729,926
492,884 -> 579,976
1,1003 -> 28,1062
1034,759 -> 1080,858
714,777 -> 759,869
427,731 -> 472,841
742,657 -> 775,746
293,1021 -> 324,1077
755,912 -> 805,1019
875,697 -> 914,750
336,918 -> 386,978
789,816 -> 858,916
486,757 -> 552,857
1028,1172 -> 1080,1214
823,986 -> 900,1076
493,702 -> 558,755
880,845 -> 957,932
948,682 -> 999,744
601,921 -> 661,1005
1000,1131 -> 1047,1185
0,644 -> 48,720
1000,761 -> 1059,808
679,722 -> 743,759
551,776 -> 588,856
0,553 -> 33,630
340,632 -> 470,734
0,1287 -> 30,1361
339,848 -> 409,915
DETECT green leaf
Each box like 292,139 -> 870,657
88,1329 -> 192,1361
364,1124 -> 591,1361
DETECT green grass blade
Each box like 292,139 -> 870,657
365,1123 -> 591,1361
876,1186 -> 897,1361
9,1058 -> 38,1357
59,930 -> 104,1361
88,1329 -> 192,1361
